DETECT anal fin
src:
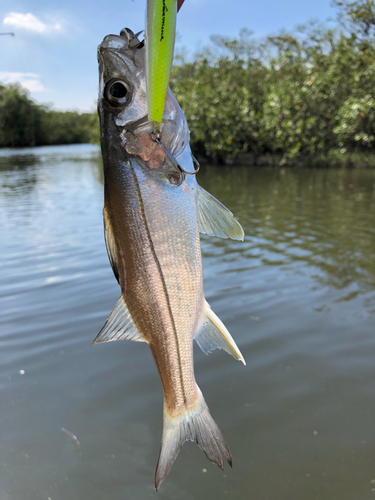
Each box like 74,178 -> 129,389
195,301 -> 245,365
92,296 -> 147,345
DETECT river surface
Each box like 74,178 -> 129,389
1,144 -> 375,500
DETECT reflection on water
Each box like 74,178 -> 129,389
201,165 -> 375,295
1,144 -> 375,500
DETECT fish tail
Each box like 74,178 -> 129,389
155,387 -> 232,490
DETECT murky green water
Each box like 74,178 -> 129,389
1,144 -> 375,500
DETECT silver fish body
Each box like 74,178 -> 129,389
95,28 -> 245,489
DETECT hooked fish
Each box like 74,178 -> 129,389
95,28 -> 245,489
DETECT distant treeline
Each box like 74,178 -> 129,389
2,0 -> 375,165
0,84 -> 99,148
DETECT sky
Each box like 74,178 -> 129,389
0,0 -> 338,112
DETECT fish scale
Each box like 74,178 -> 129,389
133,162 -> 201,411
95,28 -> 245,489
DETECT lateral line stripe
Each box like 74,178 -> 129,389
129,161 -> 187,405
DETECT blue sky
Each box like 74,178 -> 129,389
0,0 -> 338,112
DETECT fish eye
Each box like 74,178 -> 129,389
104,79 -> 131,107
110,82 -> 127,98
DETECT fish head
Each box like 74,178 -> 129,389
98,29 -> 147,130
98,28 -> 190,173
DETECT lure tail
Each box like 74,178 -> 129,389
155,387 -> 232,490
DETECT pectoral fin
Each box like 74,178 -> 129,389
195,302 -> 245,365
92,296 -> 147,344
197,185 -> 244,241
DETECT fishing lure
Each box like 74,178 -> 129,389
146,0 -> 177,127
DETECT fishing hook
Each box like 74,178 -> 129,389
150,130 -> 200,187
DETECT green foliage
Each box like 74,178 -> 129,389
0,84 -> 36,147
333,0 -> 375,40
170,0 -> 375,162
0,84 -> 99,148
171,29 -> 267,162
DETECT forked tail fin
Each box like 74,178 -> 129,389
155,388 -> 232,490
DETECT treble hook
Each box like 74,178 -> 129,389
185,154 -> 200,176
150,130 -> 200,187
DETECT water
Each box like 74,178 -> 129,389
1,144 -> 375,500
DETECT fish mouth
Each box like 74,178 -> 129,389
98,28 -> 144,53
120,28 -> 144,49
97,27 -> 148,127
97,27 -> 144,86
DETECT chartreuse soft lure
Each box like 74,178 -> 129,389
146,0 -> 177,127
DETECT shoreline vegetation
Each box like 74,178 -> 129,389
0,85 -> 99,148
1,0 -> 375,168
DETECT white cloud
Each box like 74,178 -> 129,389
3,12 -> 61,33
0,72 -> 46,92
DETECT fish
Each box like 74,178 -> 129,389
95,28 -> 245,490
